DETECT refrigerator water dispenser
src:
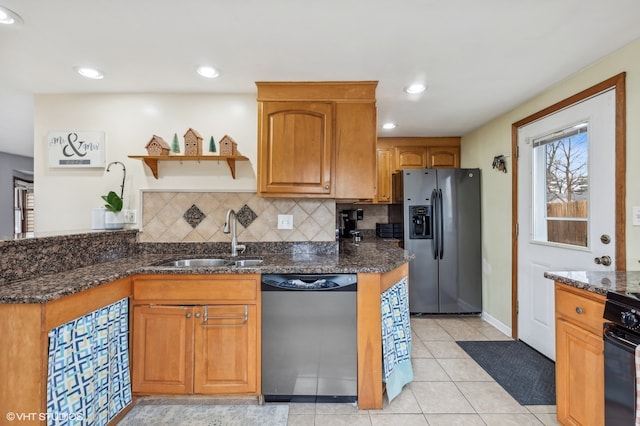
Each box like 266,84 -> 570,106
409,205 -> 432,239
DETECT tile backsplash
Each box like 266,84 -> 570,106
140,191 -> 336,243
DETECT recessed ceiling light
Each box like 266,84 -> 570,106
73,66 -> 105,80
404,83 -> 427,94
0,6 -> 23,25
382,123 -> 398,130
197,66 -> 220,78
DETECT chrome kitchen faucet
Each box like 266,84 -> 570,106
223,209 -> 246,257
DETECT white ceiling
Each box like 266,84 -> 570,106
1,0 -> 640,158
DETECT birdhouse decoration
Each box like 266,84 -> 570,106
219,134 -> 238,155
145,135 -> 171,156
183,128 -> 203,156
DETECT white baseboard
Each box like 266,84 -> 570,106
481,311 -> 512,338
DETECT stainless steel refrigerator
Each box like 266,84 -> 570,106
402,168 -> 482,314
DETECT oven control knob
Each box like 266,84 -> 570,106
621,310 -> 640,329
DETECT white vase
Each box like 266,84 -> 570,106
91,208 -> 107,229
104,211 -> 124,230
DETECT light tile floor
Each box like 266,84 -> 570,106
283,316 -> 560,426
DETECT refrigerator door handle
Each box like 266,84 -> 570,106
438,188 -> 444,259
431,189 -> 439,259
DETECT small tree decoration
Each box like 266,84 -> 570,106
171,133 -> 180,154
209,136 -> 217,154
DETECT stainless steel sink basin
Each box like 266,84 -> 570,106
160,258 -> 230,267
233,259 -> 263,267
157,258 -> 263,267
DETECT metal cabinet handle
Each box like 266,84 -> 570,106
186,312 -> 192,319
201,305 -> 248,327
575,307 -> 584,315
324,184 -> 330,190
195,312 -> 201,318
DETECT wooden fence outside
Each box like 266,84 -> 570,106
546,200 -> 588,246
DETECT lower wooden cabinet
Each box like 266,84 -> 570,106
131,274 -> 260,396
132,305 -> 195,394
555,283 -> 605,426
194,304 -> 258,394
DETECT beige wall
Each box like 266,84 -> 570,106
461,38 -> 640,327
34,93 -> 258,232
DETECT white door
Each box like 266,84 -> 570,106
517,89 -> 616,360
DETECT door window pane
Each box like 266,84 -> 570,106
532,121 -> 589,247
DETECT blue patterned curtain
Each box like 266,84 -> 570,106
381,277 -> 413,402
47,298 -> 132,426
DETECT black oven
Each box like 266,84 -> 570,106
603,291 -> 640,425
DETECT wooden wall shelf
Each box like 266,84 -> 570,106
128,155 -> 249,179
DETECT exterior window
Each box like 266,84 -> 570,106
532,121 -> 589,247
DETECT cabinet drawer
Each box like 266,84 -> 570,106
555,284 -> 605,335
133,275 -> 258,302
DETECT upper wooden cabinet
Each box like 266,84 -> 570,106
335,102 -> 377,200
375,137 -> 461,203
258,101 -> 334,196
395,145 -> 428,170
375,147 -> 393,203
257,81 -> 377,199
428,146 -> 460,168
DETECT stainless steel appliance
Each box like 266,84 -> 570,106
261,274 -> 357,402
603,290 -> 640,425
401,168 -> 482,313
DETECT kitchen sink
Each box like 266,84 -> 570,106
157,258 -> 263,268
160,258 -> 230,267
233,259 -> 263,267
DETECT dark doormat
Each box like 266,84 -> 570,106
456,340 -> 555,405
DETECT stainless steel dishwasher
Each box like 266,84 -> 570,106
261,274 -> 357,403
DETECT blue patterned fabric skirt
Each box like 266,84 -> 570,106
47,297 -> 132,425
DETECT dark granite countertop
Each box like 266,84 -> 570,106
0,240 -> 411,304
544,270 -> 640,296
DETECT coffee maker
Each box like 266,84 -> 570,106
339,209 -> 357,238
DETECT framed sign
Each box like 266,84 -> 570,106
48,131 -> 106,168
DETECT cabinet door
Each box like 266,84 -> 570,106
193,305 -> 258,394
376,148 -> 393,203
335,102 -> 377,199
395,146 -> 428,170
132,305 -> 194,394
427,146 -> 460,168
258,101 -> 334,196
556,318 -> 604,426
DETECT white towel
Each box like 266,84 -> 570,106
381,277 -> 413,402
